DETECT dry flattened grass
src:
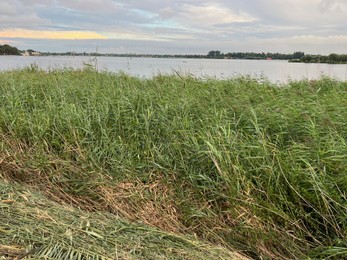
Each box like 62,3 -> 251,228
0,179 -> 247,260
99,174 -> 182,233
0,135 -> 247,258
0,143 -> 99,213
0,245 -> 26,259
0,135 -> 183,234
0,139 -> 289,259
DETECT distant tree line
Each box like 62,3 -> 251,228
41,50 -> 307,60
3,43 -> 346,64
295,53 -> 347,64
40,52 -> 207,59
0,44 -> 21,55
207,50 -> 305,60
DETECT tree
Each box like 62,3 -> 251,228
328,53 -> 339,63
0,44 -> 21,55
302,55 -> 313,63
293,52 -> 305,59
207,50 -> 223,58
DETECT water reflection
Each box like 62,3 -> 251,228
1,55 -> 346,83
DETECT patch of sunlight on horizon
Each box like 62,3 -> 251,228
0,29 -> 107,40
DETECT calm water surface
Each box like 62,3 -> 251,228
1,55 -> 347,83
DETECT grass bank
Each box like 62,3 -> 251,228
0,179 -> 243,259
1,67 -> 347,259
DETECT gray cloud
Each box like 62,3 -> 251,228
1,0 -> 347,54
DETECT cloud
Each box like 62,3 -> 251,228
0,2 -> 17,15
159,7 -> 177,19
0,0 -> 51,29
0,14 -> 48,29
0,39 -> 15,45
0,29 -> 106,40
0,0 -> 347,54
319,0 -> 345,13
179,3 -> 257,26
57,0 -> 122,13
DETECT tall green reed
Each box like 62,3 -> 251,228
0,68 -> 346,258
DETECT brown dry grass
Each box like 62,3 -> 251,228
0,134 -> 183,234
0,134 -> 248,259
0,245 -> 26,259
98,174 -> 183,233
1,176 -> 247,260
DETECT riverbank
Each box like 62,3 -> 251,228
1,68 -> 347,259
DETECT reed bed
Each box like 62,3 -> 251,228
0,66 -> 347,259
0,179 -> 243,259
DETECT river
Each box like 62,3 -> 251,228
1,55 -> 347,83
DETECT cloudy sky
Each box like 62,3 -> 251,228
1,0 -> 347,54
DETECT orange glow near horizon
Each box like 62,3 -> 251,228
0,40 -> 14,44
0,29 -> 107,40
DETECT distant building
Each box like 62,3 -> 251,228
22,51 -> 41,56
30,52 -> 41,56
266,57 -> 273,60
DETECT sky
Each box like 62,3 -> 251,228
1,0 -> 347,54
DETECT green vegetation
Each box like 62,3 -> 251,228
290,53 -> 347,64
0,44 -> 21,55
207,50 -> 305,60
3,43 -> 345,63
1,67 -> 347,259
43,50 -> 306,60
302,53 -> 347,64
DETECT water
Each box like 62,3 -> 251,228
1,55 -> 347,83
